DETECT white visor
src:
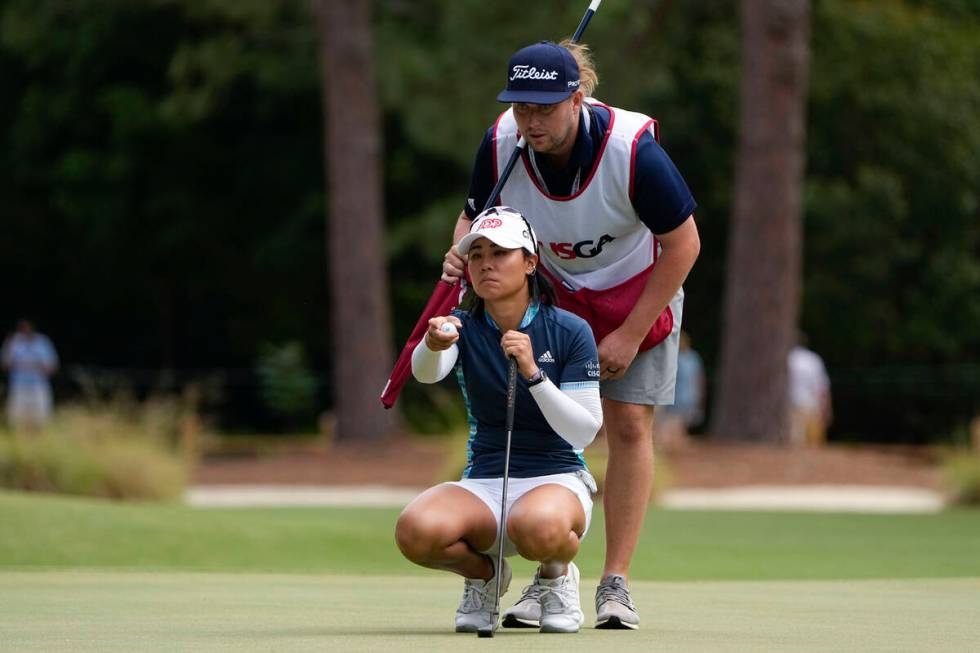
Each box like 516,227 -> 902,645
457,206 -> 537,256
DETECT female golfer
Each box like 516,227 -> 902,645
396,206 -> 602,634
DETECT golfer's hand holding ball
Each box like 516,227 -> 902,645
426,316 -> 461,351
501,330 -> 539,381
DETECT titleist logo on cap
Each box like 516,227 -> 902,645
510,65 -> 559,81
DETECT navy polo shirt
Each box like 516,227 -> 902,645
453,301 -> 599,479
464,103 -> 697,235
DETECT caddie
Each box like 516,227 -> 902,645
442,40 -> 700,630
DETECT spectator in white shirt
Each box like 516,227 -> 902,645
788,334 -> 832,447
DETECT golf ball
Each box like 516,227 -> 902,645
440,322 -> 458,335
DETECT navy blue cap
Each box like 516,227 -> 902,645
497,41 -> 580,105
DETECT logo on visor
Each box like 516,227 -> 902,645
481,218 -> 503,229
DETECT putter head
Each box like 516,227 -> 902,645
477,614 -> 497,638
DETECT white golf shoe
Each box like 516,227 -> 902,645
594,574 -> 640,629
538,562 -> 585,633
501,569 -> 546,628
454,557 -> 512,633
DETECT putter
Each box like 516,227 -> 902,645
477,356 -> 519,638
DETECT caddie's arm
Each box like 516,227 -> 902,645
441,211 -> 473,282
598,215 -> 700,380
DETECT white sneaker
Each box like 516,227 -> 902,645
539,562 -> 585,633
454,557 -> 512,633
594,574 -> 640,629
501,570 -> 545,628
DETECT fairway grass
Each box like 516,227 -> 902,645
1,572 -> 977,652
2,490 -> 980,580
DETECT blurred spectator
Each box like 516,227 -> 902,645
788,334 -> 832,447
655,331 -> 705,449
1,319 -> 59,432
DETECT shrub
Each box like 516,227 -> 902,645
943,451 -> 980,507
400,381 -> 469,436
0,401 -> 190,500
255,341 -> 318,426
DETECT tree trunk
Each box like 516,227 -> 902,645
314,0 -> 395,441
712,0 -> 811,443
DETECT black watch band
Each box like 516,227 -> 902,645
526,370 -> 547,387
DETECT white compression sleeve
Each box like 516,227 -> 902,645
528,381 -> 602,449
411,338 -> 458,383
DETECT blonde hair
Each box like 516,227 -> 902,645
559,39 -> 598,97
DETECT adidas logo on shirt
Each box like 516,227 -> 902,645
537,350 -> 555,363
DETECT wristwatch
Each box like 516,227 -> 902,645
526,369 -> 548,387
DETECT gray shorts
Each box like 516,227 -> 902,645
600,288 -> 684,406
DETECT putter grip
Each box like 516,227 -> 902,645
571,1 -> 602,42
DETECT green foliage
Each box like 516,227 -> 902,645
0,403 -> 188,500
800,0 -> 980,440
255,341 -> 317,424
943,451 -> 980,506
396,375 -> 469,436
1,0 -> 978,441
806,0 -> 980,366
0,0 -> 326,373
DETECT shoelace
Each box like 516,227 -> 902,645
459,581 -> 491,613
515,581 -> 546,604
541,577 -> 575,614
596,578 -> 635,610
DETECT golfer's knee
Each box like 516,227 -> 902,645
394,511 -> 446,563
509,516 -> 574,561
